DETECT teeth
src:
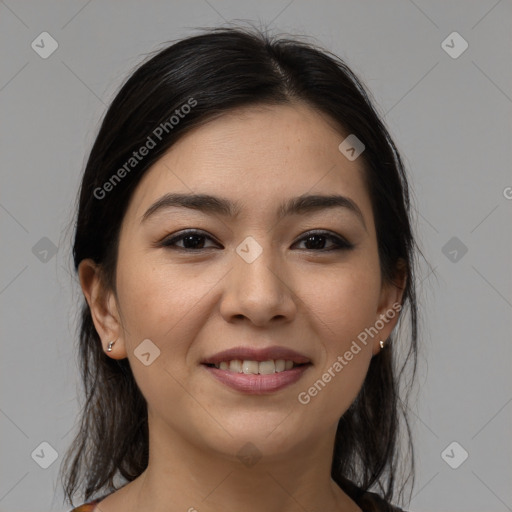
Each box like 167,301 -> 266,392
258,360 -> 276,375
229,360 -> 242,373
242,360 -> 259,374
212,359 -> 299,373
275,359 -> 286,372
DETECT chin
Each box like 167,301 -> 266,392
199,415 -> 316,461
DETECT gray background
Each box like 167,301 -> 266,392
1,1 -> 511,511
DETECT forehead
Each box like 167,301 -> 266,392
125,103 -> 372,225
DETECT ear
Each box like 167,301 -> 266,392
371,258 -> 407,356
78,258 -> 127,359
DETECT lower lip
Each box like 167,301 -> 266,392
202,364 -> 311,394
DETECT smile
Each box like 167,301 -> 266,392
200,345 -> 312,394
205,359 -> 300,374
201,361 -> 312,394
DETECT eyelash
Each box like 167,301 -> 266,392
159,229 -> 354,252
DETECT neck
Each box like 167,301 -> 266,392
124,415 -> 361,512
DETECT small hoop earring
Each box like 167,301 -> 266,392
379,340 -> 385,349
107,339 -> 118,352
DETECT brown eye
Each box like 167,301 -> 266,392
293,231 -> 354,252
161,230 -> 221,251
159,229 -> 354,253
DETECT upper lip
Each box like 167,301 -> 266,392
201,346 -> 311,365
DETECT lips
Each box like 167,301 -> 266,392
200,345 -> 312,394
201,346 -> 311,366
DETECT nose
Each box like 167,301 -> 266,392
219,239 -> 297,327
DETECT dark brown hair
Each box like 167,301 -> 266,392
61,24 -> 420,509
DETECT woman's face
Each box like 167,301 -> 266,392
83,102 -> 404,461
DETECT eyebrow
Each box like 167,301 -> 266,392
141,192 -> 367,230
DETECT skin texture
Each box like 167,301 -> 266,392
79,102 -> 405,512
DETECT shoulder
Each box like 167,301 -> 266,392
69,488 -> 407,512
68,493 -> 111,512
357,489 -> 408,512
68,502 -> 99,512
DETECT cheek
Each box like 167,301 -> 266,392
115,254 -> 223,351
307,262 -> 382,344
295,267 -> 380,425
114,257 -> 206,401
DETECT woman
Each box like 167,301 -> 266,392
61,25 -> 419,512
